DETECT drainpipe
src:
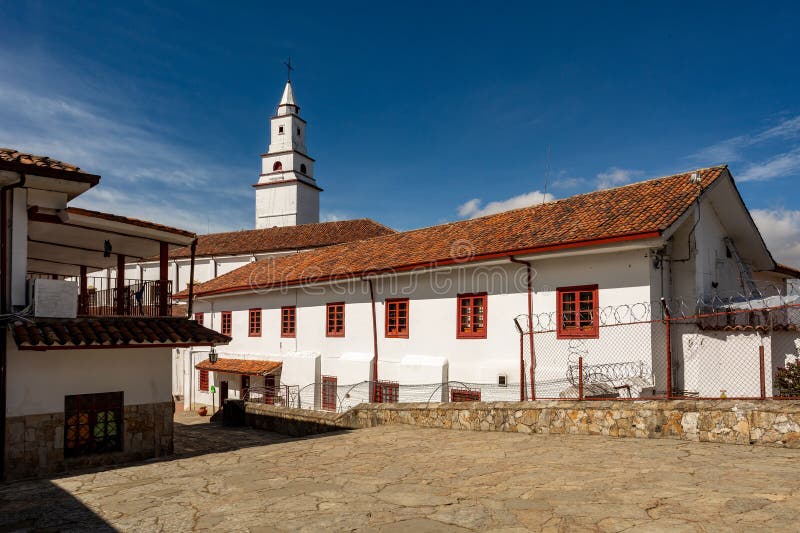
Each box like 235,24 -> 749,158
510,256 -> 535,400
0,173 -> 26,481
364,277 -> 379,402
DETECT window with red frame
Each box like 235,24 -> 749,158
385,299 -> 409,338
556,285 -> 599,339
221,311 -> 232,336
281,306 -> 296,338
194,312 -> 204,326
375,380 -> 399,403
326,302 -> 345,337
248,308 -> 262,337
199,369 -> 209,391
450,388 -> 481,402
457,293 -> 487,338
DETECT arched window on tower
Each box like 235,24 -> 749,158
273,161 -> 282,171
300,164 -> 307,174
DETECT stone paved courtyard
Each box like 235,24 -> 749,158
2,414 -> 800,532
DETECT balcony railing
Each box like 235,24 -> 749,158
79,277 -> 172,317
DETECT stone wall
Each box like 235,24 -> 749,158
4,401 -> 174,480
245,399 -> 800,448
245,403 -> 354,437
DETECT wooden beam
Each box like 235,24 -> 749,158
79,265 -> 88,315
116,254 -> 125,315
159,241 -> 168,317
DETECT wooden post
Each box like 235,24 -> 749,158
661,298 -> 673,399
115,254 -> 125,315
79,265 -> 88,315
759,345 -> 766,400
186,239 -> 197,317
159,241 -> 169,317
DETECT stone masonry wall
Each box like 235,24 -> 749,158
245,400 -> 800,448
4,401 -> 174,480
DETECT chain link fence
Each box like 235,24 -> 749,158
516,296 -> 800,400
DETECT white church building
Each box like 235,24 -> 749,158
179,160 -> 800,411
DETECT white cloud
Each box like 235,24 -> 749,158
595,167 -> 643,189
0,48 -> 252,234
320,211 -> 351,222
752,208 -> 800,267
692,114 -> 800,165
738,148 -> 800,182
457,190 -> 554,219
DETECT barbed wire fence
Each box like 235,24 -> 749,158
515,284 -> 800,401
240,281 -> 800,412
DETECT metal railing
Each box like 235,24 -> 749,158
80,277 -> 173,317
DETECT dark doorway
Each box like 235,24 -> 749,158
241,375 -> 250,400
220,381 -> 229,405
264,374 -> 275,405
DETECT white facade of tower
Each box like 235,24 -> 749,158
255,81 -> 321,228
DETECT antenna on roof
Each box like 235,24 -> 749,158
542,144 -> 551,204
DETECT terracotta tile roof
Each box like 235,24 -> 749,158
195,358 -> 282,376
774,263 -> 800,279
66,207 -> 196,238
0,147 -> 100,183
180,166 -> 728,298
11,317 -> 230,350
165,218 -> 395,259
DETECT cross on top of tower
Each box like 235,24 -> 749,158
284,56 -> 294,82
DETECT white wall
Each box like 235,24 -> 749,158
6,341 -> 173,416
190,248 -> 654,399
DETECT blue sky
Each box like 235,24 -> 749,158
2,1 -> 800,263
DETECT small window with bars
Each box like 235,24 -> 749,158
248,308 -> 262,337
375,380 -> 399,403
326,302 -> 345,337
194,312 -> 204,326
556,285 -> 599,339
457,293 -> 487,339
385,299 -> 409,338
221,311 -> 232,336
64,392 -> 123,457
281,306 -> 296,338
450,388 -> 481,402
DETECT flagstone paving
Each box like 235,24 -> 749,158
2,413 -> 800,531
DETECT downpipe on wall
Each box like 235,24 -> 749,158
510,256 -> 535,401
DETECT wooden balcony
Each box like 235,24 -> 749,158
79,278 -> 173,317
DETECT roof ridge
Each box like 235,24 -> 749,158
194,218 -> 392,239
360,164 -> 729,240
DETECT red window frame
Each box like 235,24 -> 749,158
450,388 -> 481,402
322,375 -> 337,411
199,369 -> 209,391
194,312 -> 204,326
281,306 -> 296,338
456,292 -> 487,339
556,284 -> 599,339
385,298 -> 409,338
221,311 -> 232,336
326,302 -> 345,337
375,380 -> 399,403
248,308 -> 262,337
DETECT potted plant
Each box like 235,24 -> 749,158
197,405 -> 208,416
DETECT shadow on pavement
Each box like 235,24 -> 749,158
0,478 -> 114,532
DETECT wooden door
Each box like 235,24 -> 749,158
322,375 -> 337,411
264,374 -> 276,405
220,381 -> 229,404
241,375 -> 250,400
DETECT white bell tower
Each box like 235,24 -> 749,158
255,70 -> 321,228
